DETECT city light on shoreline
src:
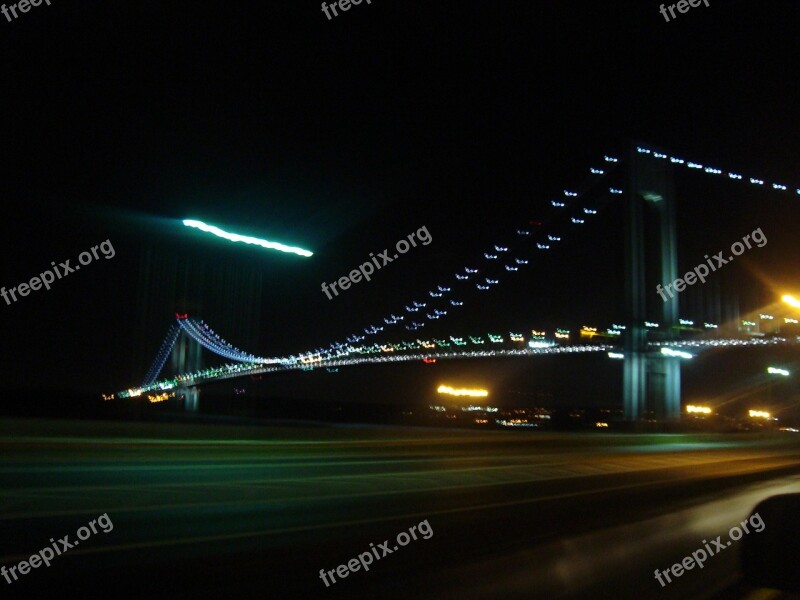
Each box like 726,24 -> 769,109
437,385 -> 489,398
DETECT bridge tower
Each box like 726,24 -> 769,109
624,143 -> 681,421
171,329 -> 202,412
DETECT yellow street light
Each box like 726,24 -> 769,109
782,294 -> 800,309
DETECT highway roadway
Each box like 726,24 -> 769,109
2,418 -> 800,599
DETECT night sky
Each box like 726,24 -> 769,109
1,0 -> 798,407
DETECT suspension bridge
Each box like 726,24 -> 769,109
115,143 -> 800,420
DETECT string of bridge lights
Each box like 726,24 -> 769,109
333,316 -> 797,358
123,331 -> 800,399
299,153 -> 625,363
302,310 -> 798,363
634,146 -> 799,194
132,305 -> 800,396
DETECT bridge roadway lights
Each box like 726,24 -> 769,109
624,143 -> 681,422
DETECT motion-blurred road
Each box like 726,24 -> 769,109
2,418 -> 800,599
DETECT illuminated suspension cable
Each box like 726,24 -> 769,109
309,153 -> 624,358
178,319 -> 267,363
634,146 -> 798,196
142,323 -> 181,386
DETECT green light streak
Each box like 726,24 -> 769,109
182,219 -> 313,257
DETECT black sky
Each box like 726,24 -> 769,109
1,0 -> 798,401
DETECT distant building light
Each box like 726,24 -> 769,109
767,367 -> 790,377
749,410 -> 771,419
437,385 -> 489,398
